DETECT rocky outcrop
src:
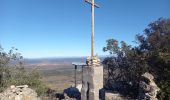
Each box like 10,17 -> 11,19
0,85 -> 39,100
138,72 -> 160,100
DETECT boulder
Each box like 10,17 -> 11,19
138,72 -> 160,100
63,86 -> 80,100
0,85 -> 39,100
105,91 -> 124,100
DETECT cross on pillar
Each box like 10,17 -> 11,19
85,0 -> 99,58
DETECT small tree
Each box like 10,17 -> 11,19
0,45 -> 47,96
103,39 -> 148,98
0,46 -> 22,90
136,18 -> 170,100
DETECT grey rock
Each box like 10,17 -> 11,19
0,85 -> 39,100
138,72 -> 160,100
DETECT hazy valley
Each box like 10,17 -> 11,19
24,57 -> 86,92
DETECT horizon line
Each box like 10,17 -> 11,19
24,55 -> 109,59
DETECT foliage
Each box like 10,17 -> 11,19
0,46 -> 47,96
103,18 -> 170,99
103,40 -> 148,97
136,18 -> 170,100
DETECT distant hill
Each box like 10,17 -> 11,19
24,57 -> 87,65
10,57 -> 106,70
24,56 -> 105,65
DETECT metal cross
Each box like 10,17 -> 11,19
85,0 -> 100,58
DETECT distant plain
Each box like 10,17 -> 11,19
24,57 -> 85,92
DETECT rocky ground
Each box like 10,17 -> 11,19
0,85 -> 39,100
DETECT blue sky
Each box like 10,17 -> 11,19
0,0 -> 170,58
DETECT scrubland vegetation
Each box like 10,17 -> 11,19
103,18 -> 170,99
0,18 -> 169,99
0,47 -> 47,96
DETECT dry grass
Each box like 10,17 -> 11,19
37,65 -> 82,93
25,63 -> 83,93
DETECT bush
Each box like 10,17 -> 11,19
136,18 -> 170,99
103,18 -> 170,99
103,39 -> 148,98
0,45 -> 47,96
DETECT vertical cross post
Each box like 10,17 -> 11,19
91,0 -> 94,58
85,0 -> 99,58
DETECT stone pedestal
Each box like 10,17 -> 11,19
81,65 -> 103,100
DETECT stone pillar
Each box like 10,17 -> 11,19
81,65 -> 103,100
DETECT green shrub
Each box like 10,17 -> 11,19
0,46 -> 47,96
103,18 -> 170,99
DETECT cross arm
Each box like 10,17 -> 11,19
85,0 -> 100,8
